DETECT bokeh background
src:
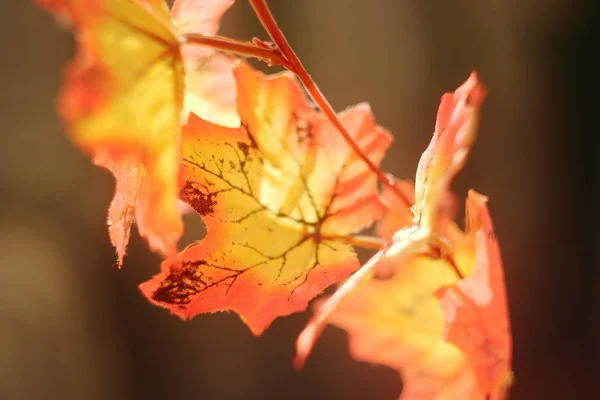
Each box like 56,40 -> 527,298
1,0 -> 599,399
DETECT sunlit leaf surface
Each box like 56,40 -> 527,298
140,63 -> 392,334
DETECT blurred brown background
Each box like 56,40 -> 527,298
1,0 -> 599,399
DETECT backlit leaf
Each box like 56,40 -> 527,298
311,191 -> 512,399
38,0 -> 183,262
295,74 -> 512,399
37,0 -> 236,265
139,62 -> 392,335
319,253 -> 475,399
413,73 -> 487,233
295,74 -> 487,363
437,191 -> 513,399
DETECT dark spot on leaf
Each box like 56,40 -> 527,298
180,181 -> 217,216
239,126 -> 259,152
237,141 -> 251,157
152,260 -> 210,306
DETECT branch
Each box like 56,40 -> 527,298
247,0 -> 411,206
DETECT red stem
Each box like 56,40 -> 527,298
247,0 -> 410,205
183,34 -> 289,67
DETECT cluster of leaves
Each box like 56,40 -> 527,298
38,0 -> 513,398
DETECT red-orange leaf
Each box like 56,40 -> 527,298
294,74 -> 513,399
315,253 -> 474,399
437,190 -> 513,399
304,191 -> 512,399
37,0 -> 184,263
38,0 -> 236,265
139,62 -> 392,335
413,73 -> 486,233
295,74 -> 488,363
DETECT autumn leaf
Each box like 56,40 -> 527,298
294,73 -> 513,399
412,72 -> 487,233
437,191 -> 513,399
37,0 -> 236,265
139,62 -> 392,335
295,73 -> 489,364
302,191 -> 511,399
378,73 -> 485,242
314,253 -> 476,399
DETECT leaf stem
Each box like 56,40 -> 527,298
247,0 -> 410,205
339,235 -> 385,250
183,34 -> 289,67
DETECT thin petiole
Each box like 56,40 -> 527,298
183,34 -> 289,67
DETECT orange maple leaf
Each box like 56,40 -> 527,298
313,190 -> 511,399
37,0 -> 235,265
295,73 -> 513,399
436,191 -> 513,399
139,62 -> 392,335
412,72 -> 486,233
314,248 -> 475,399
295,73 -> 488,361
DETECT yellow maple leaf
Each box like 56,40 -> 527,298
37,0 -> 236,264
140,62 -> 392,335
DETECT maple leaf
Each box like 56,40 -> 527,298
295,73 -> 489,364
437,191 -> 513,399
412,72 -> 487,233
315,252 -> 476,399
304,191 -> 511,399
377,73 -> 484,243
295,73 -> 513,399
37,0 -> 235,265
139,62 -> 392,335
